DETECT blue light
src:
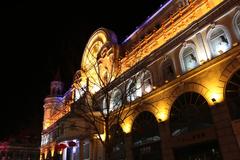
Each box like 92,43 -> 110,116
122,0 -> 173,44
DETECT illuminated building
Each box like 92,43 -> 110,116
40,0 -> 240,159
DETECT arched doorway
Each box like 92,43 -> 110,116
226,69 -> 240,120
170,92 -> 222,160
132,111 -> 162,160
109,124 -> 125,160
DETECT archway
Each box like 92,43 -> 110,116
170,92 -> 222,160
132,111 -> 162,160
109,124 -> 125,160
226,69 -> 240,120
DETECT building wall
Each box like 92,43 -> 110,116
40,0 -> 240,159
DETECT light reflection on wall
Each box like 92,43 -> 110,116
121,0 -> 224,74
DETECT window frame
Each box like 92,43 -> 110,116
140,70 -> 153,94
233,9 -> 240,40
206,25 -> 232,58
179,43 -> 199,73
161,57 -> 176,83
110,89 -> 122,111
127,79 -> 137,102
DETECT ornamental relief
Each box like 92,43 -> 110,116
80,28 -> 119,92
97,42 -> 116,84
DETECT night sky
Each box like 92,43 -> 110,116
0,0 -> 165,139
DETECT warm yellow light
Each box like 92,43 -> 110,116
91,84 -> 100,93
44,150 -> 48,159
94,133 -> 106,141
209,92 -> 223,106
156,110 -> 168,122
121,122 -> 132,134
51,148 -> 55,157
120,0 -> 223,74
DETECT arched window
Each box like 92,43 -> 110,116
233,10 -> 240,39
179,44 -> 199,72
207,25 -> 231,58
161,58 -> 175,83
170,92 -> 213,136
226,69 -> 240,120
110,89 -> 122,111
141,70 -> 153,94
136,70 -> 153,96
132,112 -> 162,160
127,79 -> 137,102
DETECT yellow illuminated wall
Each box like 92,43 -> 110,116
120,0 -> 224,74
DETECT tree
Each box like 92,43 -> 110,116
70,44 -> 153,160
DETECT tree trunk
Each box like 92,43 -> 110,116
104,144 -> 111,160
104,120 -> 110,160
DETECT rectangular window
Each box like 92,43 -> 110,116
183,53 -> 197,71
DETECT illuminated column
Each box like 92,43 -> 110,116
43,103 -> 51,128
158,121 -> 174,160
62,148 -> 67,160
210,102 -> 240,159
124,133 -> 133,160
196,33 -> 208,63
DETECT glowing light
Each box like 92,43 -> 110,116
144,85 -> 152,93
156,110 -> 168,122
75,89 -> 80,101
208,92 -> 223,106
44,150 -> 48,159
51,148 -> 54,157
73,146 -> 77,154
94,133 -> 106,141
121,122 -> 132,133
121,0 -> 223,74
211,93 -> 221,103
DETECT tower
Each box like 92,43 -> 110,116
42,72 -> 64,130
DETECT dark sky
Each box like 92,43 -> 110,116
0,0 -> 165,139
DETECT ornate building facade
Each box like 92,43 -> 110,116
40,0 -> 240,159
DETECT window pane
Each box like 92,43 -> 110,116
163,59 -> 175,81
127,81 -> 137,102
143,71 -> 152,93
143,78 -> 152,93
183,47 -> 197,71
111,90 -> 122,110
210,29 -> 229,55
237,14 -> 240,30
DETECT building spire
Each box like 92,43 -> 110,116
50,68 -> 64,96
53,68 -> 61,81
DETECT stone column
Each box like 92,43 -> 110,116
211,102 -> 240,160
158,121 -> 175,160
124,133 -> 133,160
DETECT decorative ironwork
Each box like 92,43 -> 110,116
170,92 -> 213,136
132,112 -> 162,160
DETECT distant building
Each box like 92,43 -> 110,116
41,0 -> 240,159
0,132 -> 40,160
